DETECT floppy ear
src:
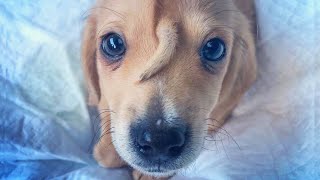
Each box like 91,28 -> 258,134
82,15 -> 124,168
82,16 -> 100,105
210,4 -> 257,126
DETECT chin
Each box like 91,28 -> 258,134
130,163 -> 177,177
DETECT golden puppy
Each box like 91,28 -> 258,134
82,0 -> 256,179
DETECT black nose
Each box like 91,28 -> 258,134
131,122 -> 188,161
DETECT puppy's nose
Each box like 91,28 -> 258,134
131,122 -> 187,161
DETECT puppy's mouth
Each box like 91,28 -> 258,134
131,159 -> 178,177
136,159 -> 171,173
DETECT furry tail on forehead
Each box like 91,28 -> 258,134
139,18 -> 178,82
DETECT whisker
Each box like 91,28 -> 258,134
207,124 -> 241,150
91,112 -> 112,136
87,108 -> 116,153
220,135 -> 230,159
92,110 -> 114,126
91,118 -> 111,146
97,129 -> 115,145
195,117 -> 242,154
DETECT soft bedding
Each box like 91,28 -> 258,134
0,0 -> 319,179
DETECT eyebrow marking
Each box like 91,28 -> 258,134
139,19 -> 177,82
83,6 -> 126,21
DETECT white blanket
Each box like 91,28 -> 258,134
0,0 -> 319,179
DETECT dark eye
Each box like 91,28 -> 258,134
200,38 -> 226,62
101,33 -> 126,61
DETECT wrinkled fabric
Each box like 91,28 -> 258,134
0,0 -> 319,179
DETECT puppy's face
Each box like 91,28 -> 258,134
83,0 -> 256,177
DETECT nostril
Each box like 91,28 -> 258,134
139,145 -> 153,155
168,145 -> 184,157
137,131 -> 155,156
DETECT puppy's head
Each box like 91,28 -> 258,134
82,0 -> 256,177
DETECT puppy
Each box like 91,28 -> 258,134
82,0 -> 256,179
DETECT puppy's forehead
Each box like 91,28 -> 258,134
94,0 -> 159,27
94,0 -> 237,35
